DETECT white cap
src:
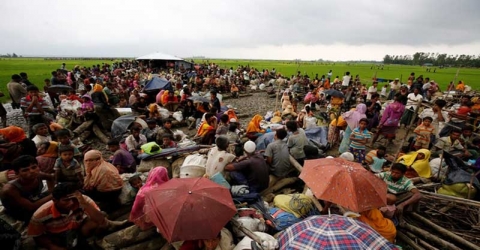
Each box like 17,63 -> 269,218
244,141 -> 256,153
339,152 -> 354,162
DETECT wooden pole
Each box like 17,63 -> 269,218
396,231 -> 425,250
289,155 -> 324,212
400,222 -> 462,250
403,231 -> 439,250
419,190 -> 480,207
409,212 -> 480,250
230,219 -> 263,246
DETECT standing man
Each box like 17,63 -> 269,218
388,78 -> 401,100
366,81 -> 378,101
20,72 -> 34,87
342,72 -> 351,87
7,74 -> 27,109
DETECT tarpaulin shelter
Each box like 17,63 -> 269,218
136,52 -> 193,70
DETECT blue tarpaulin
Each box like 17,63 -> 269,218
144,77 -> 172,91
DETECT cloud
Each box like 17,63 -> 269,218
1,0 -> 479,60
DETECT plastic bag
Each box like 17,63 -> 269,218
172,111 -> 183,122
159,107 -> 170,119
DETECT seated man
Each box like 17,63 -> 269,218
460,125 -> 480,159
107,139 -> 136,174
156,119 -> 176,144
224,141 -> 269,194
27,183 -> 125,249
376,163 -> 422,217
264,129 -> 293,183
204,136 -> 236,178
0,155 -> 53,223
432,128 -> 470,159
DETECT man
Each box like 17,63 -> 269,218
156,119 -> 176,144
27,183 -> 126,249
365,93 -> 382,130
0,89 -> 7,127
439,95 -> 471,137
20,85 -> 51,138
210,91 -> 221,113
433,128 -> 470,158
224,141 -> 269,193
215,114 -> 229,138
0,155 -> 53,223
401,87 -> 423,127
342,72 -> 351,87
205,136 -> 235,177
20,72 -> 34,87
376,163 -> 422,216
264,129 -> 293,181
366,81 -> 378,101
107,139 -> 136,174
7,74 -> 27,109
387,78 -> 400,100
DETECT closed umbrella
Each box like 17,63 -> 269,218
278,215 -> 398,249
300,158 -> 387,212
144,178 -> 236,242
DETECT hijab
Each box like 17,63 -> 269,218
342,103 -> 367,130
246,114 -> 263,133
41,141 -> 58,158
0,126 -> 26,143
129,167 -> 169,230
397,149 -> 432,178
83,150 -> 123,192
358,209 -> 396,243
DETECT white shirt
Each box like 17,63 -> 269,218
125,134 -> 147,151
419,108 -> 449,137
342,75 -> 351,86
367,86 -> 378,100
389,81 -> 400,91
32,135 -> 52,148
327,72 -> 332,78
381,86 -> 387,96
406,93 -> 423,110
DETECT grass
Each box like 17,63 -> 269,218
1,58 -> 479,103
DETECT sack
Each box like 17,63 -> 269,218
268,208 -> 302,231
172,111 -> 183,122
273,194 -> 314,218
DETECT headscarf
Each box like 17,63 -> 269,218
41,141 -> 58,158
0,126 -> 26,143
156,90 -> 164,104
93,84 -> 103,92
246,115 -> 263,133
270,111 -> 282,124
397,149 -> 432,178
149,103 -> 158,114
129,167 -> 169,230
282,105 -> 297,117
81,94 -> 94,110
358,209 -> 397,243
84,150 -> 123,192
224,109 -> 238,122
161,90 -> 169,105
342,103 -> 367,130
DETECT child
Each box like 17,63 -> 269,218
54,146 -> 83,187
142,119 -> 160,142
56,129 -> 81,158
413,117 -> 435,150
380,84 -> 388,98
161,134 -> 177,149
349,118 -> 371,163
31,123 -> 51,148
108,139 -> 137,174
369,149 -> 388,173
129,175 -> 143,191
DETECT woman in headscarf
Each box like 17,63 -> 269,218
91,83 -> 109,108
83,150 -> 123,211
36,141 -> 58,173
156,90 -> 165,104
328,114 -> 347,147
129,167 -> 169,230
148,104 -> 162,121
357,209 -> 396,243
371,93 -> 406,146
396,149 -> 432,179
246,114 -> 265,141
338,104 -> 367,153
161,90 -> 170,105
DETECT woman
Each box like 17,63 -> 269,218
303,106 -> 317,129
338,104 -> 367,153
91,83 -> 109,108
328,115 -> 347,147
184,99 -> 197,129
129,167 -> 169,230
396,149 -> 432,178
246,114 -> 265,141
36,141 -> 58,174
148,104 -> 162,121
371,94 -> 406,146
357,209 -> 396,243
196,113 -> 217,145
84,150 -> 123,210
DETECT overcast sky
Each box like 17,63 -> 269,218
1,0 -> 479,61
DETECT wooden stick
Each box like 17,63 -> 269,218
468,170 -> 480,199
396,231 -> 425,250
289,156 -> 323,212
409,212 -> 480,250
73,120 -> 94,135
230,219 -> 263,246
260,177 -> 298,196
419,190 -> 480,207
403,231 -> 439,250
400,222 -> 462,250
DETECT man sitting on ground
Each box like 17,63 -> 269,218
107,139 -> 136,174
0,155 -> 53,223
27,183 -> 126,249
432,128 -> 470,159
264,129 -> 293,185
376,163 -> 422,217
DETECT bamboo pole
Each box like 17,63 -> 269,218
289,156 -> 324,212
396,231 -> 424,250
400,222 -> 462,250
410,212 -> 480,250
230,219 -> 263,246
419,190 -> 480,208
403,231 -> 439,250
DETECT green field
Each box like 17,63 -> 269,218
1,58 -> 479,103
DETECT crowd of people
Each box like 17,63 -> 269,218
0,60 -> 479,249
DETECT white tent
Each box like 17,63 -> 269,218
136,52 -> 184,61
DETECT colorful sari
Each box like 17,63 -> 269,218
36,141 -> 58,173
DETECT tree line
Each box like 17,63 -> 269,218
383,52 -> 480,68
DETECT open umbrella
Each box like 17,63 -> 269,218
188,96 -> 210,103
278,215 -> 398,249
323,89 -> 345,98
300,158 -> 387,212
110,115 -> 147,139
144,178 -> 236,242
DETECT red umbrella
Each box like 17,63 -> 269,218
144,177 -> 236,242
300,158 -> 387,212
